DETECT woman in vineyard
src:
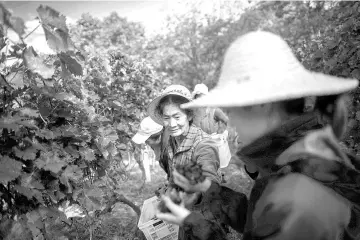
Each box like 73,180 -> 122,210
156,31 -> 360,240
147,85 -> 232,240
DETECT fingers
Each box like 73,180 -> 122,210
156,212 -> 180,225
179,192 -> 195,207
173,171 -> 190,190
161,195 -> 181,214
178,191 -> 186,207
156,195 -> 190,225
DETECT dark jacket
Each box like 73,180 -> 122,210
182,113 -> 360,240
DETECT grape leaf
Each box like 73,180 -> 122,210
38,206 -> 61,220
36,5 -> 74,52
38,104 -> 51,117
35,151 -> 66,173
0,73 -> 12,88
14,185 -> 34,199
79,148 -> 96,162
64,145 -> 79,158
8,16 -> 25,36
23,46 -> 55,79
58,52 -> 83,76
13,146 -> 37,160
57,109 -> 72,119
0,117 -> 20,131
78,187 -> 104,212
27,210 -> 43,228
16,118 -> 39,130
19,108 -> 39,118
6,71 -> 25,89
21,173 -> 45,190
0,4 -> 25,36
62,165 -> 83,182
0,155 -> 23,184
36,129 -> 55,139
14,185 -> 43,203
60,165 -> 82,193
27,210 -> 45,240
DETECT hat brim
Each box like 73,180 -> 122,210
132,132 -> 151,145
148,93 -> 192,125
181,70 -> 358,109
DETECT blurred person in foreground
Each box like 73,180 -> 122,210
156,31 -> 360,240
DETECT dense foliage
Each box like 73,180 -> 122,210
0,4 -> 166,239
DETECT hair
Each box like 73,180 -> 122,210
281,94 -> 348,138
156,95 -> 194,123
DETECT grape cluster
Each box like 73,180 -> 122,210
157,189 -> 182,213
156,162 -> 206,213
175,162 -> 206,185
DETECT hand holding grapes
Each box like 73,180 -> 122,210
173,163 -> 211,193
156,194 -> 191,226
156,162 -> 211,225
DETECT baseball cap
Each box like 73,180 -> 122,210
132,117 -> 163,144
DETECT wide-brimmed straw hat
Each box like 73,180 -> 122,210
148,85 -> 192,125
182,31 -> 359,109
131,116 -> 163,144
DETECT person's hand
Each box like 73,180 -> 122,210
173,170 -> 211,193
156,195 -> 191,226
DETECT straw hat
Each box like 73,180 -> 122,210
132,116 -> 163,144
192,83 -> 209,98
148,85 -> 192,125
182,31 -> 358,109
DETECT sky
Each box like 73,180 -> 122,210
2,0 -> 249,54
3,1 -> 169,31
2,1 -> 172,53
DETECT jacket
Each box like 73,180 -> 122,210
182,113 -> 360,240
166,124 -> 225,240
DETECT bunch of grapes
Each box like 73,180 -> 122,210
175,162 -> 206,185
157,162 -> 206,213
157,188 -> 182,213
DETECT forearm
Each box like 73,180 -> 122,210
194,140 -> 221,183
214,108 -> 229,124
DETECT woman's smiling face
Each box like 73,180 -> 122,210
162,103 -> 190,137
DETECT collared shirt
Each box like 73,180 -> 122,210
166,124 -> 221,185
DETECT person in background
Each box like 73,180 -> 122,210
148,85 -> 231,240
192,83 -> 229,135
132,116 -> 171,178
156,31 -> 360,240
192,84 -> 231,182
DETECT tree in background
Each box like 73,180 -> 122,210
143,0 -> 248,89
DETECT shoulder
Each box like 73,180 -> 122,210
254,173 -> 351,235
276,126 -> 352,167
191,125 -> 210,142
